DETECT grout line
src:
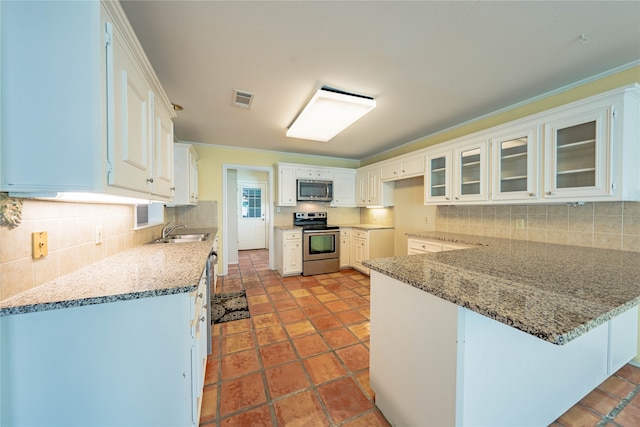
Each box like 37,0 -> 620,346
597,383 -> 640,427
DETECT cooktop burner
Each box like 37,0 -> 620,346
293,212 -> 338,231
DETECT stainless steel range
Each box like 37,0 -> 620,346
294,212 -> 340,276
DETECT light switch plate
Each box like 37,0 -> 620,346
32,231 -> 48,259
95,225 -> 104,245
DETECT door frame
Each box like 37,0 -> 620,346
222,164 -> 275,275
237,180 -> 268,250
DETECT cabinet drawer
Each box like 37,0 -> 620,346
408,238 -> 443,253
340,229 -> 351,237
284,231 -> 302,240
352,230 -> 368,239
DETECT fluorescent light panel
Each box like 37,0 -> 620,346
286,88 -> 376,142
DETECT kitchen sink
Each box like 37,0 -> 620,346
149,233 -> 210,244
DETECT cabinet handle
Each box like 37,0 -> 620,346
455,197 -> 459,200
146,178 -> 154,183
200,316 -> 206,322
170,187 -> 176,191
198,293 -> 203,298
445,197 -> 450,200
529,193 -> 535,197
402,170 -> 405,173
546,191 -> 552,196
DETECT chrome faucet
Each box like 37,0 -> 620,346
162,223 -> 187,239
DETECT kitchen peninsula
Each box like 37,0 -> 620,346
366,232 -> 640,427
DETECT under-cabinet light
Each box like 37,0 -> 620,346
286,87 -> 376,142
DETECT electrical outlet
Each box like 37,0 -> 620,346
425,216 -> 430,223
515,219 -> 525,230
95,225 -> 104,245
32,231 -> 48,259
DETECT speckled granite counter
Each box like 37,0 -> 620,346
365,231 -> 640,345
340,224 -> 394,230
0,228 -> 217,317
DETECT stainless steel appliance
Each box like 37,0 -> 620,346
297,179 -> 333,202
294,212 -> 340,276
205,244 -> 218,354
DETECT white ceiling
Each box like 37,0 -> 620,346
120,0 -> 640,161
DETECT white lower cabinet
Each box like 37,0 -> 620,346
407,237 -> 476,255
339,228 -> 351,268
275,229 -> 302,276
349,228 -> 394,275
0,285 -> 208,427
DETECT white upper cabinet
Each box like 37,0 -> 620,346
543,104 -> 612,200
0,1 -> 175,201
420,84 -> 639,205
381,153 -> 425,181
425,150 -> 452,204
331,170 -> 357,207
170,143 -> 198,206
277,164 -> 298,206
453,139 -> 489,202
152,99 -> 175,198
356,166 -> 394,207
490,124 -> 539,201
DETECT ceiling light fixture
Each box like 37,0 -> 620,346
286,87 -> 376,142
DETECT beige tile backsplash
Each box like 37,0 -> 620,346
0,199 -> 163,301
436,201 -> 640,252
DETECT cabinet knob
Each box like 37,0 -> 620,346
200,316 -> 206,322
198,293 -> 203,298
146,178 -> 154,183
546,191 -> 552,196
455,197 -> 459,200
170,187 -> 176,191
402,170 -> 405,173
445,197 -> 450,200
529,193 -> 535,197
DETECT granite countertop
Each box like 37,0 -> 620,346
340,224 -> 394,230
365,231 -> 640,345
274,225 -> 303,230
0,228 -> 218,317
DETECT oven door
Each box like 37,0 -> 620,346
303,229 -> 340,261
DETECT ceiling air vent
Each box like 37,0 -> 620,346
232,90 -> 254,109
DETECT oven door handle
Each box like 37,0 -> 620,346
303,229 -> 339,234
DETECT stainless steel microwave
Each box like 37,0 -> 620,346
297,179 -> 333,202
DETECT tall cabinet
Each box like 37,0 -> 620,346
0,1 -> 175,201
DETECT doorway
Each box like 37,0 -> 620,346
222,165 -> 275,275
237,181 -> 267,250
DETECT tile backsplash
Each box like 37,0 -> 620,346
436,201 -> 640,252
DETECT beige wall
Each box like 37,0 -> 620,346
435,202 -> 640,252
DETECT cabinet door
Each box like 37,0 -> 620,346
425,150 -> 451,203
453,141 -> 489,202
367,168 -> 382,206
356,170 -> 368,206
109,27 -> 153,193
151,98 -> 175,198
380,161 -> 400,181
491,125 -> 539,201
352,237 -> 366,271
278,166 -> 297,206
340,237 -> 351,267
401,155 -> 425,178
283,239 -> 302,275
331,171 -> 356,207
544,107 -> 612,199
188,151 -> 199,203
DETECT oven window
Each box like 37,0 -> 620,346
309,234 -> 335,254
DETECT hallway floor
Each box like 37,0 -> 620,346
199,249 -> 640,427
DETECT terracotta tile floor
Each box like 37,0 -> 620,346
200,249 -> 640,427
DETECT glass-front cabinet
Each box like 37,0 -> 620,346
544,106 -> 612,199
453,141 -> 489,202
425,150 -> 451,203
490,125 -> 539,201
